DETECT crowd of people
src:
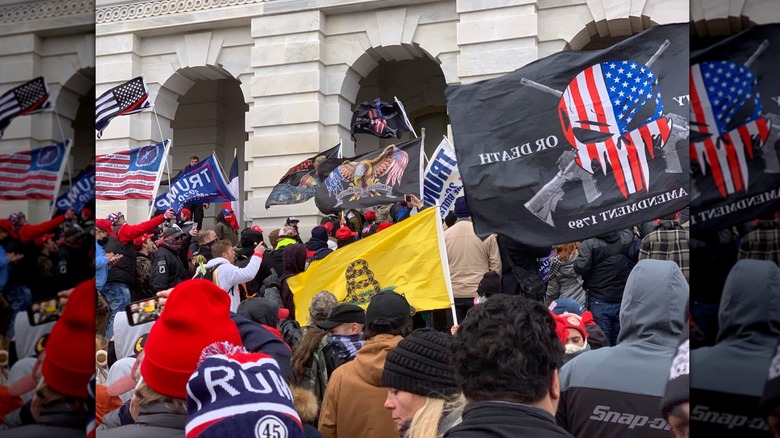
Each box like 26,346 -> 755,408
0,171 -> 779,437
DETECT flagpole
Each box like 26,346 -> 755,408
50,140 -> 72,218
152,107 -> 166,144
433,203 -> 458,325
52,108 -> 67,144
394,96 -> 417,138
148,139 -> 171,219
420,127 -> 428,168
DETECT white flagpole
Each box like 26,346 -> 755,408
50,140 -> 72,217
148,139 -> 171,218
433,203 -> 458,325
419,128 -> 426,201
394,96 -> 417,138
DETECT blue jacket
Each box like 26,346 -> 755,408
96,242 -> 109,291
0,244 -> 9,291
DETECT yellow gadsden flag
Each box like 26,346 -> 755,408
288,206 -> 453,322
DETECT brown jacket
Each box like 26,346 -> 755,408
318,334 -> 402,438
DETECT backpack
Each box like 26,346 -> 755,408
511,263 -> 547,302
321,342 -> 345,378
192,262 -> 218,282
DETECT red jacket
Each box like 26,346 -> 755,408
115,216 -> 164,245
18,215 -> 65,245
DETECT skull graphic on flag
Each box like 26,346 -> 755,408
690,60 -> 771,199
558,60 -> 672,198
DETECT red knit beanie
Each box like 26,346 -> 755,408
140,279 -> 243,399
41,278 -> 96,398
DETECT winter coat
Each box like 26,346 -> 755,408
96,403 -> 186,437
204,254 -> 262,312
105,217 -> 165,287
444,220 -> 502,299
445,401 -> 573,437
690,259 -> 780,436
318,334 -> 402,438
545,252 -> 587,307
214,220 -> 238,246
574,229 -> 637,303
231,312 -> 293,381
0,403 -> 88,438
557,259 -> 687,438
150,246 -> 188,292
496,234 -> 551,296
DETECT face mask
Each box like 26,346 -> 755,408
98,236 -> 109,246
565,342 -> 587,354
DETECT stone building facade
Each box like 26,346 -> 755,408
13,0 -> 775,229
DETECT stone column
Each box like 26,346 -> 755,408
246,10 -> 333,234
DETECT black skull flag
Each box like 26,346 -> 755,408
689,24 -> 780,232
445,23 -> 689,246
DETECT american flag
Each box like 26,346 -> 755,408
95,77 -> 153,138
0,141 -> 70,200
96,141 -> 168,200
690,60 -> 769,198
0,77 -> 52,138
559,61 -> 671,198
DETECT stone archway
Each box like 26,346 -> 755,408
154,65 -> 248,228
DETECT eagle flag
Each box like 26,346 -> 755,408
689,24 -> 780,232
0,77 -> 52,138
288,206 -> 453,322
350,97 -> 416,139
444,23 -> 689,246
265,144 -> 341,208
314,137 -> 423,215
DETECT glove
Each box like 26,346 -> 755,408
64,209 -> 75,220
163,209 -> 174,220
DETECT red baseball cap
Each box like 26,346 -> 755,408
335,226 -> 357,240
34,233 -> 56,247
133,233 -> 154,248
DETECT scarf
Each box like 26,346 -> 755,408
325,333 -> 365,362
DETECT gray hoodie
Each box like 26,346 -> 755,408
690,259 -> 780,436
557,259 -> 687,438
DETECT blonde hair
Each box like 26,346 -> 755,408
33,367 -> 90,413
554,242 -> 579,262
132,355 -> 187,413
405,395 -> 465,438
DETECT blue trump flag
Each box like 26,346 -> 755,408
55,167 -> 95,212
153,154 -> 235,213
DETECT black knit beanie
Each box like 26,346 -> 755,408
477,271 -> 502,297
660,325 -> 689,418
760,343 -> 780,417
381,328 -> 459,399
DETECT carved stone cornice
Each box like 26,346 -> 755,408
96,0 -> 263,24
0,0 -> 94,24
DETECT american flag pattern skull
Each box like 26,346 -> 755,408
558,61 -> 671,199
690,60 -> 770,198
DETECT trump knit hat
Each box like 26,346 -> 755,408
186,342 -> 303,438
140,279 -> 242,399
382,328 -> 459,399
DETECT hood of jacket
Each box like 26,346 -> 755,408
112,309 -> 152,360
716,259 -> 780,345
616,259 -> 687,347
352,334 -> 402,386
204,257 -> 231,269
598,231 -> 622,243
